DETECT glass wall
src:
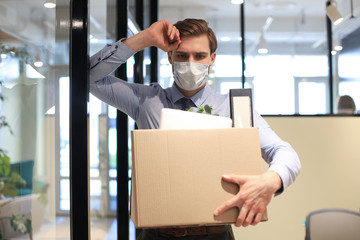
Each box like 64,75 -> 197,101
334,0 -> 360,114
0,0 -> 123,239
158,0 -> 360,116
88,0 -> 139,239
244,2 -> 329,115
0,0 -> 67,239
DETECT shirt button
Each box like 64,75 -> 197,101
115,45 -> 118,49
98,57 -> 101,61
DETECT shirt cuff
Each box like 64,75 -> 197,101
267,165 -> 291,196
90,39 -> 136,68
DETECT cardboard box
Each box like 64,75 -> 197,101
130,127 -> 267,228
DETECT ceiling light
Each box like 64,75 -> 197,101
334,45 -> 343,51
34,50 -> 44,67
333,38 -> 343,51
34,61 -> 44,68
265,1 -> 297,9
44,0 -> 56,9
231,0 -> 244,4
258,34 -> 268,54
326,0 -> 343,25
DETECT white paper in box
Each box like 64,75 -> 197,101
159,108 -> 232,130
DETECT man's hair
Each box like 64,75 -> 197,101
338,95 -> 356,112
174,18 -> 217,53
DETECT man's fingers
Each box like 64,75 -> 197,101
167,25 -> 177,41
251,213 -> 263,226
175,29 -> 180,40
161,25 -> 179,51
221,174 -> 247,187
235,205 -> 247,227
243,210 -> 255,227
214,196 -> 241,217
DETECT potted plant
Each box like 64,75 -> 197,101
0,42 -> 33,239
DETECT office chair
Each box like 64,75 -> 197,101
305,208 -> 360,240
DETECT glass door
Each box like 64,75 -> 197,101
0,0 -> 70,239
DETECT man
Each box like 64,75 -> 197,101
90,18 -> 301,240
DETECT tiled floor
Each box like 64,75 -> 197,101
7,217 -> 136,240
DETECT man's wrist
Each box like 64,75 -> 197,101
122,30 -> 150,52
265,171 -> 283,194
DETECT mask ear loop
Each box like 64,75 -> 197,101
207,53 -> 214,74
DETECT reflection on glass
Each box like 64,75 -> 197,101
109,105 -> 117,177
60,179 -> 70,211
109,180 -> 117,212
59,76 -> 70,178
0,0 -> 63,238
244,1 -> 329,114
338,46 -> 360,113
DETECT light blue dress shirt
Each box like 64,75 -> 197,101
89,40 -> 301,192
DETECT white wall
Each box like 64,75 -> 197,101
233,116 -> 360,240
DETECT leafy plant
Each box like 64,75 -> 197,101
0,121 -> 31,240
188,104 -> 219,116
0,201 -> 32,240
10,214 -> 32,235
0,45 -> 33,239
0,42 -> 33,65
0,151 -> 26,198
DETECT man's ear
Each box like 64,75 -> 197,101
167,51 -> 173,64
210,52 -> 216,66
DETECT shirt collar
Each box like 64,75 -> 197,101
166,83 -> 211,107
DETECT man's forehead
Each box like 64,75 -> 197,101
175,35 -> 211,53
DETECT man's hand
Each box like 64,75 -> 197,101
213,171 -> 282,227
123,20 -> 181,52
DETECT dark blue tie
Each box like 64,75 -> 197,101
179,97 -> 192,111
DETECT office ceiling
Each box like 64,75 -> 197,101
0,0 -> 359,55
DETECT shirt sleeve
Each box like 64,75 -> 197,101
89,40 -> 142,119
254,111 -> 301,194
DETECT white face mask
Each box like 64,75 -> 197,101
173,61 -> 210,91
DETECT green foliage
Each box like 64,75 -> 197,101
0,151 -> 10,177
0,214 -> 32,240
188,104 -> 219,116
10,215 -> 32,235
0,152 -> 26,198
0,43 -> 33,240
35,190 -> 48,206
0,116 -> 13,134
0,42 -> 33,64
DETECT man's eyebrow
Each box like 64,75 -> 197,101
173,51 -> 209,55
173,51 -> 187,54
195,52 -> 209,55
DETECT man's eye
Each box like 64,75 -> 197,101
197,55 -> 206,59
177,54 -> 187,58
